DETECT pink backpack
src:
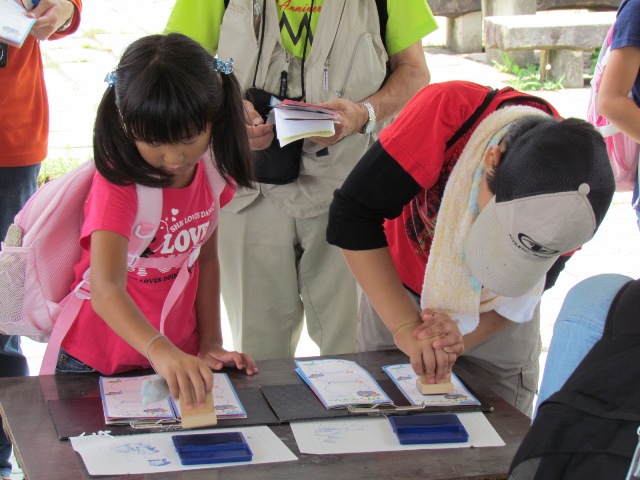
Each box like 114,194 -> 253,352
0,153 -> 226,374
587,25 -> 640,192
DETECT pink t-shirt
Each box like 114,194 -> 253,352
62,161 -> 234,375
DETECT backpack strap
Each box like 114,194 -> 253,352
129,185 -> 163,259
446,88 -> 499,150
158,151 -> 226,333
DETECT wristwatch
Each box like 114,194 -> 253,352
57,9 -> 75,33
361,101 -> 376,134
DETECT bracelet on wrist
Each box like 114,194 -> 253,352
57,8 -> 74,32
145,333 -> 166,372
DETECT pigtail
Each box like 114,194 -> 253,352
93,86 -> 138,184
93,78 -> 172,187
211,72 -> 255,189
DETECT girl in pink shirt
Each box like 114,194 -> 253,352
59,33 -> 257,410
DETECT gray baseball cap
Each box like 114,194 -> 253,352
464,118 -> 615,297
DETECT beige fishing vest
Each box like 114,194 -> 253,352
218,0 -> 388,218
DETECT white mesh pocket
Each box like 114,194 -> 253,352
0,245 -> 53,340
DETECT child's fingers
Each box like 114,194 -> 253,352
432,331 -> 464,353
414,321 -> 450,340
200,365 -> 214,394
433,348 -> 454,383
440,342 -> 464,356
243,354 -> 258,375
185,371 -> 209,407
177,372 -> 197,409
410,345 -> 436,382
210,359 -> 224,371
231,352 -> 245,371
166,377 -> 180,402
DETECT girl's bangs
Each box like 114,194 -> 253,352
122,77 -> 213,144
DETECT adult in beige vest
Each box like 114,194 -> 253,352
167,0 -> 436,360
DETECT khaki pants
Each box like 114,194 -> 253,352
218,195 -> 358,360
357,290 -> 541,417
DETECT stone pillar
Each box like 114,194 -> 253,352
482,0 -> 536,66
448,11 -> 483,53
548,49 -> 584,88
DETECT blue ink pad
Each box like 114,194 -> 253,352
389,414 -> 469,445
172,432 -> 253,465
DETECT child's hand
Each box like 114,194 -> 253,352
148,337 -> 214,410
199,344 -> 258,376
393,320 -> 453,385
413,309 -> 465,357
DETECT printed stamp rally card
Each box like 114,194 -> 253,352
295,358 -> 392,409
383,364 -> 481,407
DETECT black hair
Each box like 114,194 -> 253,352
485,115 -> 557,194
93,33 -> 254,188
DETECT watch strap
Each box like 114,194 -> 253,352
361,101 -> 376,134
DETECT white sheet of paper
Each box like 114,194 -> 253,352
70,426 -> 297,475
0,0 -> 36,48
290,412 -> 504,455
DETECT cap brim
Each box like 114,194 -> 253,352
464,197 -> 557,297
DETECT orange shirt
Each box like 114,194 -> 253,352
0,0 -> 82,167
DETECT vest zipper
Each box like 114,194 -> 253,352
323,57 -> 330,92
336,33 -> 367,98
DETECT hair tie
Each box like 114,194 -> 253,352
213,57 -> 234,75
104,71 -> 117,87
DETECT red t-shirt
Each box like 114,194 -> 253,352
379,81 -> 557,294
62,161 -> 234,374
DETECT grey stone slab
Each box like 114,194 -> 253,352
484,11 -> 616,51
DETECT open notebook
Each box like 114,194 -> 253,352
295,358 -> 393,409
382,364 -> 481,407
99,373 -> 246,426
268,99 -> 339,146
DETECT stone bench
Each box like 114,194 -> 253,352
426,0 -> 619,54
483,11 -> 616,87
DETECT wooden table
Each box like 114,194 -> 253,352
0,350 -> 531,479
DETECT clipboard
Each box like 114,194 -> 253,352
46,385 -> 279,440
260,376 -> 492,423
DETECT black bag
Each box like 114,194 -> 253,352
509,278 -> 640,480
246,87 -> 303,185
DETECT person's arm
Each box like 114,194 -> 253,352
89,229 -> 213,409
195,229 -> 257,375
598,45 -> 640,143
341,247 -> 457,384
310,41 -> 429,146
28,0 -> 81,41
463,311 -> 514,350
328,144 -> 457,383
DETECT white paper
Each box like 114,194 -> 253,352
291,412 -> 505,455
70,426 -> 297,475
0,0 -> 36,48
